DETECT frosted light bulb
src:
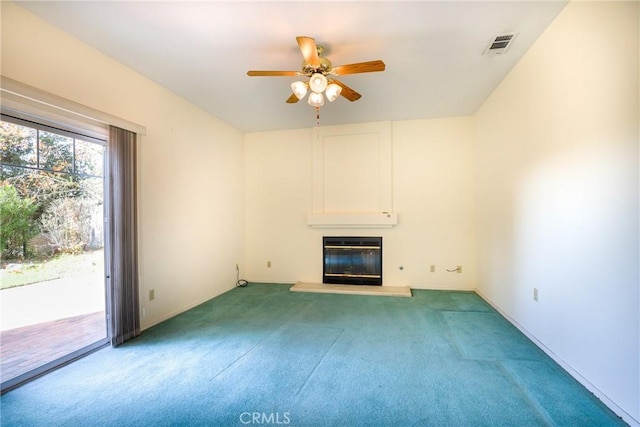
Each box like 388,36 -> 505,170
307,92 -> 324,107
325,83 -> 342,102
309,73 -> 328,93
291,81 -> 307,100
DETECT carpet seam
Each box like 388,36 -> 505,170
208,324 -> 284,382
498,361 -> 556,427
295,327 -> 345,397
437,310 -> 466,360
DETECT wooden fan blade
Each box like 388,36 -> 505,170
286,93 -> 300,104
296,36 -> 320,68
331,79 -> 362,102
247,70 -> 299,77
331,60 -> 386,75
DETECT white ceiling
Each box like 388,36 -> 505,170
17,1 -> 568,133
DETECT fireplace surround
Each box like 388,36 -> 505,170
323,236 -> 382,286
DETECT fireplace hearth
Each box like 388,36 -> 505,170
323,236 -> 382,286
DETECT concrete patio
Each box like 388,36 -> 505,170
0,273 -> 107,385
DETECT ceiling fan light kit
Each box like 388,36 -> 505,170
247,36 -> 385,123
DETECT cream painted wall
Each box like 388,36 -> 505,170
1,2 -> 246,329
474,1 -> 639,423
245,117 -> 476,290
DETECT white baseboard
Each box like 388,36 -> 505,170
474,289 -> 639,427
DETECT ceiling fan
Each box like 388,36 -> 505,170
247,36 -> 385,107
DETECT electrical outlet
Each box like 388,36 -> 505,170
430,265 -> 435,273
149,289 -> 155,301
267,261 -> 271,268
457,265 -> 462,274
533,288 -> 539,302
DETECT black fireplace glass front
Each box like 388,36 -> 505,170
323,236 -> 382,286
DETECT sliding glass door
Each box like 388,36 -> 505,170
0,115 -> 109,391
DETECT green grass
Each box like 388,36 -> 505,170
0,250 -> 104,289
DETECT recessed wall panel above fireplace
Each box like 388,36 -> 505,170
309,122 -> 396,228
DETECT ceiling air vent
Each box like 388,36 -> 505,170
483,33 -> 518,56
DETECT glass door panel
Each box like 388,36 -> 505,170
0,117 -> 109,391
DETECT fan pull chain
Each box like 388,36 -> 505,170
314,108 -> 321,145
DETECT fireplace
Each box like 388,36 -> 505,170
323,236 -> 382,286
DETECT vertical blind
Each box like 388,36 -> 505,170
108,126 -> 140,345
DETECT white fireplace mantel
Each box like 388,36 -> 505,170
307,212 -> 398,228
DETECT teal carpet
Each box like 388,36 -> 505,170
0,284 -> 626,426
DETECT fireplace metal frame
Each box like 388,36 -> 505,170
323,236 -> 382,286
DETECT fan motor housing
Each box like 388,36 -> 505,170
302,57 -> 332,75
